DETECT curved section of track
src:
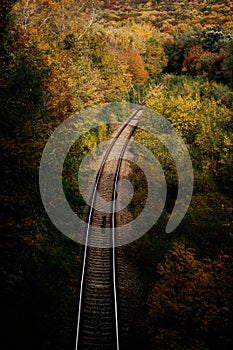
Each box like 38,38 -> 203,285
75,106 -> 142,350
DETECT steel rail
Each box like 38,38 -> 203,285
111,120 -> 140,350
75,106 -> 142,350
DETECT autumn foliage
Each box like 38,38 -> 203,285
1,1 -> 233,349
148,243 -> 233,349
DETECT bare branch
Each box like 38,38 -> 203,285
77,0 -> 96,40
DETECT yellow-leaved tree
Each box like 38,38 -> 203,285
148,243 -> 233,349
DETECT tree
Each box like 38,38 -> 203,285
148,243 -> 233,349
143,36 -> 168,78
125,47 -> 148,86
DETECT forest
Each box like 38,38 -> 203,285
1,0 -> 233,349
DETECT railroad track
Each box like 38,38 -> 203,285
75,106 -> 143,350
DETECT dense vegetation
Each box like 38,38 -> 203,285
1,1 -> 233,349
